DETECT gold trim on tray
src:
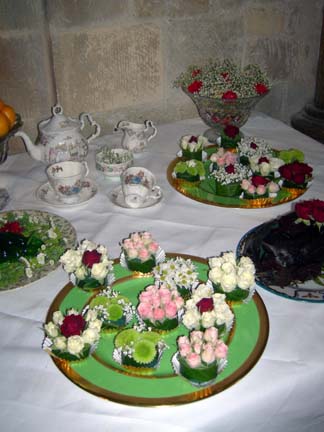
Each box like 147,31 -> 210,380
167,157 -> 307,208
45,254 -> 269,406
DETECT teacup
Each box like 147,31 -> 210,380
121,166 -> 162,208
46,160 -> 89,203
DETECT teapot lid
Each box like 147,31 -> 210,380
41,105 -> 80,133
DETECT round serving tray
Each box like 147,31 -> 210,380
45,253 -> 269,406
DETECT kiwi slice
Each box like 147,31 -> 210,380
132,339 -> 156,364
107,303 -> 123,321
114,328 -> 139,348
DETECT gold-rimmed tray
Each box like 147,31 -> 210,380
167,151 -> 307,208
45,253 -> 269,406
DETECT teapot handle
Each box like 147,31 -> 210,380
79,112 -> 101,143
144,120 -> 157,142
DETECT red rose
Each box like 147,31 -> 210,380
189,135 -> 198,143
225,164 -> 235,174
187,80 -> 203,94
313,202 -> 324,223
221,72 -> 230,81
60,314 -> 85,337
82,250 -> 101,268
0,221 -> 24,234
222,90 -> 238,100
196,298 -> 214,313
250,142 -> 258,149
251,175 -> 269,187
258,156 -> 269,164
295,201 -> 313,220
292,173 -> 305,185
191,69 -> 201,78
279,165 -> 293,180
255,83 -> 269,95
224,124 -> 239,138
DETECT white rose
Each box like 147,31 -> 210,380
45,322 -> 59,338
91,262 -> 108,281
201,311 -> 216,328
212,293 -> 226,304
259,162 -> 271,176
221,273 -> 238,292
82,328 -> 99,345
221,262 -> 236,274
238,270 -> 255,290
88,319 -> 102,332
53,336 -> 66,350
182,309 -> 200,330
270,157 -> 284,171
221,252 -> 236,265
85,309 -> 98,321
37,252 -> 46,265
238,257 -> 255,273
209,267 -> 222,284
75,266 -> 87,280
52,311 -> 64,325
80,240 -> 97,252
67,335 -> 84,355
193,284 -> 213,299
208,257 -> 222,268
184,298 -> 195,310
60,250 -> 82,273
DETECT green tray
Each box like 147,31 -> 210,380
46,253 -> 269,406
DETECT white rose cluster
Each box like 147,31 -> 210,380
182,284 -> 234,331
208,252 -> 255,293
249,155 -> 284,177
180,135 -> 208,152
43,308 -> 102,359
152,257 -> 199,290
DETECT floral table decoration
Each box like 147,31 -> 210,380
60,239 -> 115,290
240,175 -> 280,202
178,134 -> 209,160
43,308 -> 102,361
173,159 -> 206,183
279,161 -> 313,190
137,284 -> 184,332
172,326 -> 228,386
209,161 -> 250,197
207,252 -> 256,302
174,59 -> 271,137
219,125 -> 243,149
152,256 -> 199,300
182,283 -> 234,338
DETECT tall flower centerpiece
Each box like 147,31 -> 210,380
173,327 -> 228,386
60,239 -> 114,290
174,59 -> 271,139
43,308 -> 102,361
208,252 -> 256,302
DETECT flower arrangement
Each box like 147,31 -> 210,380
182,284 -> 234,336
241,176 -> 280,199
152,256 -> 199,299
249,154 -> 284,178
220,125 -> 243,149
179,135 -> 208,160
295,199 -> 324,230
87,287 -> 135,330
43,308 -> 102,361
137,284 -> 184,331
174,59 -> 270,99
113,327 -> 167,371
59,239 -> 114,290
209,147 -> 238,168
237,136 -> 273,164
174,327 -> 228,386
208,252 -> 255,302
210,162 -> 250,197
279,161 -> 313,189
120,231 -> 162,273
173,159 -> 205,182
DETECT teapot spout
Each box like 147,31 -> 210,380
14,131 -> 43,162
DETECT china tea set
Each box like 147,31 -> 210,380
15,104 -> 161,209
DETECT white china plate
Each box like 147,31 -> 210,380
109,185 -> 163,209
36,179 -> 97,207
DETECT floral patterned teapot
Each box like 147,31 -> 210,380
15,104 -> 101,164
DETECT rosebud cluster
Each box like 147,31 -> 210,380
295,199 -> 324,229
249,154 -> 284,177
44,308 -> 102,359
241,176 -> 280,198
121,232 -> 160,263
179,135 -> 208,152
210,147 -> 238,167
177,327 -> 228,368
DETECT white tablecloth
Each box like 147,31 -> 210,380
1,113 -> 324,432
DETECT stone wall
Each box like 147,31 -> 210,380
0,0 -> 322,153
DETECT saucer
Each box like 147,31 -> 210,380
110,185 -> 162,209
36,179 -> 97,207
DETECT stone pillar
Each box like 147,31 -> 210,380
291,8 -> 324,143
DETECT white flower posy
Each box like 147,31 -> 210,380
153,257 -> 199,290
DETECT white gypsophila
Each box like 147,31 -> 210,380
237,136 -> 273,158
79,240 -> 98,252
91,262 -> 108,281
201,310 -> 217,328
182,308 -> 201,329
60,249 -> 82,273
88,319 -> 102,332
25,267 -> 33,278
237,270 -> 255,290
53,336 -> 66,350
52,311 -> 64,325
67,335 -> 85,355
210,163 -> 250,185
47,228 -> 57,239
36,252 -> 46,265
209,266 -> 223,284
75,266 -> 87,280
221,272 -> 238,292
45,322 -> 59,338
82,328 -> 99,345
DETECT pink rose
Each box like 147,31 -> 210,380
137,302 -> 153,320
127,248 -> 138,259
201,346 -> 216,364
190,330 -> 204,344
247,185 -> 256,194
151,294 -> 161,308
133,240 -> 144,249
186,352 -> 201,368
214,341 -> 228,359
178,335 -> 190,346
122,239 -> 133,248
131,233 -> 141,242
148,241 -> 159,253
216,156 -> 226,166
153,307 -> 165,321
193,342 -> 202,355
210,153 -> 219,163
138,248 -> 150,262
139,290 -> 153,302
241,179 -> 250,191
268,181 -> 279,193
174,296 -> 184,309
179,343 -> 192,357
165,301 -> 178,319
204,327 -> 218,343
225,152 -> 237,165
256,185 -> 266,196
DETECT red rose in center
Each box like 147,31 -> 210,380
60,314 -> 85,337
250,142 -> 258,149
187,80 -> 203,94
189,135 -> 198,143
196,297 -> 214,313
255,83 -> 269,95
251,175 -> 269,187
82,250 -> 101,268
224,124 -> 239,138
222,90 -> 238,100
225,164 -> 235,174
295,201 -> 314,220
258,156 -> 269,164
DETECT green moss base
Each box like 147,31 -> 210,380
126,257 -> 156,273
215,181 -> 241,197
178,355 -> 218,384
182,149 -> 203,161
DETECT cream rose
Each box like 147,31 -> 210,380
54,336 -> 66,350
91,262 -> 108,281
67,335 -> 84,355
82,328 -> 99,345
220,273 -> 237,292
52,311 -> 64,325
60,250 -> 82,273
201,311 -> 216,328
45,322 -> 59,338
75,266 -> 87,280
